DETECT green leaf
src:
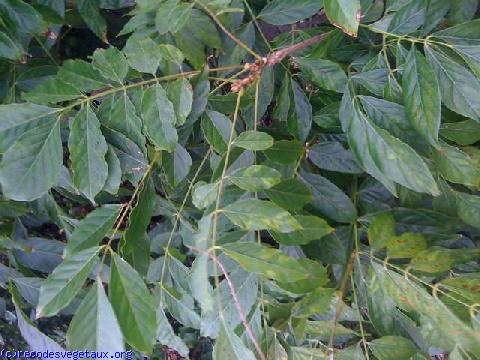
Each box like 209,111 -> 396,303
64,204 -> 121,256
440,120 -> 480,145
98,94 -> 146,150
448,0 -> 478,25
192,181 -> 219,209
164,143 -> 192,186
67,279 -> 124,352
158,44 -> 185,65
287,80 -> 312,142
403,48 -> 441,146
292,288 -> 335,317
213,324 -> 256,360
0,103 -> 55,153
425,46 -> 480,121
157,307 -> 189,357
0,31 -> 24,60
264,140 -> 304,164
166,78 -> 193,126
76,0 -> 107,41
433,143 -> 480,187
228,165 -> 282,192
221,242 -> 315,283
258,0 -> 324,25
233,130 -> 274,151
222,198 -> 302,233
295,58 -> 347,93
24,78 -> 80,104
266,179 -> 313,211
271,215 -> 333,246
0,0 -> 43,34
103,146 -> 122,194
36,247 -> 99,318
0,118 -> 62,201
367,213 -> 396,250
409,247 -> 480,273
340,88 -> 439,196
387,232 -> 427,258
324,0 -> 360,37
456,191 -> 480,229
308,141 -> 362,174
432,18 -> 480,45
300,171 -> 357,223
141,84 -> 178,152
123,35 -> 162,74
201,110 -> 233,154
369,336 -> 417,360
120,176 -> 156,257
69,105 -> 109,203
387,0 -> 426,35
109,254 -> 157,353
155,1 -> 192,35
92,47 -> 129,83
58,60 -> 108,92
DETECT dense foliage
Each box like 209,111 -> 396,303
1,0 -> 480,359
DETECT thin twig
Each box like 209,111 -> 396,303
189,246 -> 267,360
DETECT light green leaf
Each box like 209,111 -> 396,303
266,179 -> 312,211
387,232 -> 427,258
221,242 -> 314,283
69,105 -> 109,202
456,191 -> 480,229
64,205 -> 121,256
0,118 -> 62,201
258,0 -> 324,25
67,279 -> 124,352
433,143 -> 480,187
300,171 -> 357,223
233,130 -> 273,151
228,165 -> 282,192
201,110 -> 233,154
425,46 -> 480,121
109,254 -> 157,353
158,44 -> 185,65
37,247 -> 99,318
295,57 -> 347,93
403,48 -> 441,146
264,140 -> 304,164
409,247 -> 480,273
222,198 -> 301,233
92,47 -> 129,83
367,213 -> 396,250
213,323 -> 256,360
271,215 -> 333,246
166,78 -> 193,126
141,84 -> 178,152
157,307 -> 189,357
324,0 -> 360,37
192,181 -> 219,209
369,336 -> 417,360
123,35 -> 162,74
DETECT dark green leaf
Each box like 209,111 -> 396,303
258,0 -> 324,25
295,57 -> 347,93
266,179 -> 313,211
308,141 -> 362,174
